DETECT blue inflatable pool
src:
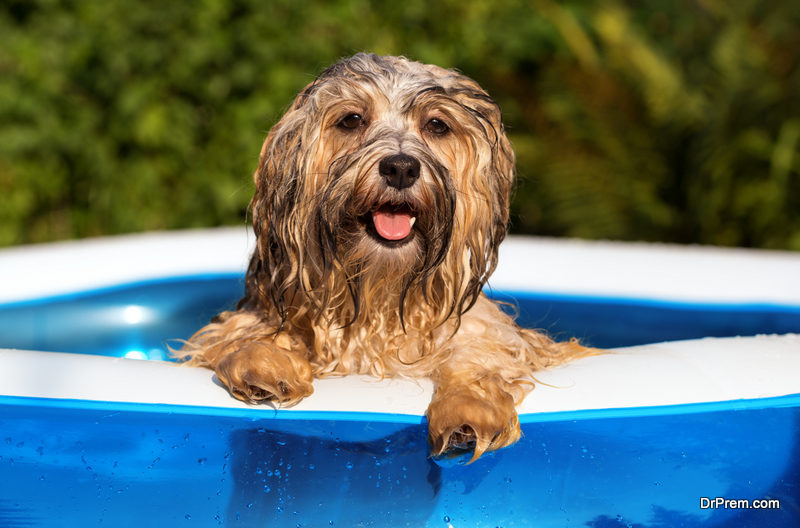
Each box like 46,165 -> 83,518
1,229 -> 799,527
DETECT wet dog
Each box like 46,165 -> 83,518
182,54 -> 587,461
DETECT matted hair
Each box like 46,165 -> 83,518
240,54 -> 514,335
181,54 -> 588,460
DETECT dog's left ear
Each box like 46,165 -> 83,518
449,82 -> 516,315
485,103 -> 515,247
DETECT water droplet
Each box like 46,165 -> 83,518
444,515 -> 451,522
263,485 -> 271,493
185,514 -> 191,520
309,464 -> 315,470
345,462 -> 354,470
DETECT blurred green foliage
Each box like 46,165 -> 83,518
1,0 -> 798,249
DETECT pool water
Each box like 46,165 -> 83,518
1,393 -> 798,527
1,273 -> 799,527
1,274 -> 799,358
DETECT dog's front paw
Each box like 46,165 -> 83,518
426,387 -> 520,463
215,344 -> 314,406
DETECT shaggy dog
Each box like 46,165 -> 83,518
182,53 -> 587,461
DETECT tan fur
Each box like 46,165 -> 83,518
180,54 -> 592,461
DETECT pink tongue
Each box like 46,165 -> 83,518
372,209 -> 413,241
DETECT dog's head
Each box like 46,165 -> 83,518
246,54 -> 515,328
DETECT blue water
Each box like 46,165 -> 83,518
0,394 -> 798,527
1,274 -> 799,526
1,273 -> 799,358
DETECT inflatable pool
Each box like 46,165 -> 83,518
1,228 -> 799,527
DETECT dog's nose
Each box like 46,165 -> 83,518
379,154 -> 420,190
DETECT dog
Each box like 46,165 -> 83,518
182,53 -> 587,462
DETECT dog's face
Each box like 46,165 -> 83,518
248,54 -> 515,328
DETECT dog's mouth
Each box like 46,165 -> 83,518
362,202 -> 417,245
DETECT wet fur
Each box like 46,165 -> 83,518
181,54 -> 589,461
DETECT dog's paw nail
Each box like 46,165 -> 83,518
429,425 -> 482,466
249,385 -> 270,400
446,425 -> 477,451
231,384 -> 269,402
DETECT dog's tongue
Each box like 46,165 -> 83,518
372,207 -> 414,241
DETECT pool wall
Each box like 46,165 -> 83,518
1,228 -> 799,527
1,227 -> 800,355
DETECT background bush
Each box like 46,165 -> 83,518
1,0 -> 798,249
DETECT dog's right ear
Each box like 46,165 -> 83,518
244,79 -> 319,321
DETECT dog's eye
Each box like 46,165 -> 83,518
338,113 -> 364,130
425,118 -> 450,135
